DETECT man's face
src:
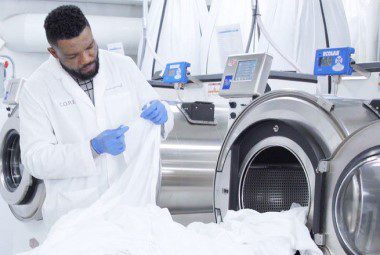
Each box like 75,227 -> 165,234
48,26 -> 99,80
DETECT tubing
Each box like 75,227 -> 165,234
257,15 -> 302,73
245,0 -> 258,53
151,0 -> 168,77
138,0 -> 149,68
139,0 -> 166,72
0,55 -> 15,78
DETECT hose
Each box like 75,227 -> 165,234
139,0 -> 166,74
151,0 -> 168,78
245,0 -> 258,53
138,0 -> 149,69
318,0 -> 332,94
257,15 -> 302,73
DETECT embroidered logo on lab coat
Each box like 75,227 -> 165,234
59,99 -> 75,107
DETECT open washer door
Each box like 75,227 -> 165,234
324,121 -> 380,255
214,91 -> 379,237
0,113 -> 45,221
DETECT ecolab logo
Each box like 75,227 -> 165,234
323,50 -> 340,57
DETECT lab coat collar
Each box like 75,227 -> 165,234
46,51 -> 107,111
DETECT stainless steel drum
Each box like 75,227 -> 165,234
214,90 -> 380,254
158,102 -> 229,214
0,109 -> 45,221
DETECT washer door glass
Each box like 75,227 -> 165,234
335,155 -> 380,254
0,117 -> 45,221
2,130 -> 23,192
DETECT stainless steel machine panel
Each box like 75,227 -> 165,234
158,102 -> 229,214
219,53 -> 273,98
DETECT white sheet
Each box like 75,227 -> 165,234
138,0 -> 208,78
201,0 -> 350,74
342,0 -> 380,62
18,118 -> 322,255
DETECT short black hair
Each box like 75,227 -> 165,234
44,5 -> 90,46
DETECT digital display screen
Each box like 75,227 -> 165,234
168,69 -> 176,76
319,56 -> 333,67
234,60 -> 257,81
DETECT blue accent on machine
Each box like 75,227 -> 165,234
222,75 -> 232,90
313,47 -> 355,76
163,62 -> 191,84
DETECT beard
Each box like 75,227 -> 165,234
60,53 -> 99,81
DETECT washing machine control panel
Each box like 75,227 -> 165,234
3,78 -> 25,105
219,53 -> 273,98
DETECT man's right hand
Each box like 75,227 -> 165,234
91,125 -> 129,156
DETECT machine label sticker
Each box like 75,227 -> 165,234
332,56 -> 344,72
228,59 -> 237,67
323,50 -> 339,57
222,75 -> 232,90
169,64 -> 180,69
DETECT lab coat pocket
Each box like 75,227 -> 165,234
104,91 -> 134,126
57,187 -> 99,213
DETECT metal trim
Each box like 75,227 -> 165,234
323,121 -> 380,254
333,149 -> 380,255
216,91 -> 348,173
317,160 -> 330,173
356,62 -> 380,73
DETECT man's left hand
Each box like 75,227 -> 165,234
140,100 -> 168,125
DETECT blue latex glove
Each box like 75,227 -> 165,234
140,100 -> 168,125
91,125 -> 129,156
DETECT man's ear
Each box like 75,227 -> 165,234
47,47 -> 59,59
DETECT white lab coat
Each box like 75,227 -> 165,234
19,49 -> 174,225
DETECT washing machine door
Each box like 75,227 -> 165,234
325,121 -> 380,255
0,114 -> 45,221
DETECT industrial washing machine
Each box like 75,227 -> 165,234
214,90 -> 380,254
155,52 -> 322,225
0,79 -> 47,254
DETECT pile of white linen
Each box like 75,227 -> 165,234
18,118 -> 322,255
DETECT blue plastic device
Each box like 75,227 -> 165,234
163,62 -> 190,84
313,47 -> 355,76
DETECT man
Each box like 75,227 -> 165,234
19,5 -> 173,225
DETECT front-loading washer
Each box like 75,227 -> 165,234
0,80 -> 48,254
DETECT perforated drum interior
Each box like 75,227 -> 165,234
240,146 -> 309,212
